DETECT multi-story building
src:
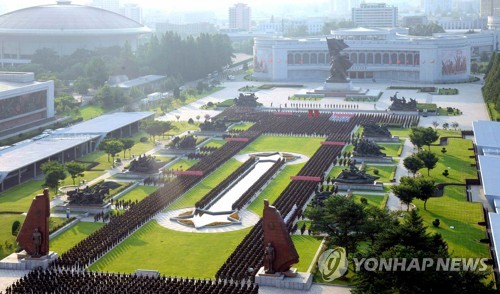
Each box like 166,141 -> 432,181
91,0 -> 119,13
121,3 -> 142,24
253,28 -> 496,83
229,3 -> 251,31
352,3 -> 398,28
0,72 -> 54,137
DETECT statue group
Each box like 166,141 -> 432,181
326,38 -> 353,83
334,162 -> 379,184
67,185 -> 108,205
389,92 -> 417,111
353,139 -> 386,158
362,122 -> 392,138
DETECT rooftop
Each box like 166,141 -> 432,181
473,120 -> 500,150
115,75 -> 166,89
55,112 -> 154,136
478,155 -> 500,199
489,212 -> 500,269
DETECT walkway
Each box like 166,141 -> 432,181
155,208 -> 260,233
469,185 -> 494,212
0,269 -> 29,292
385,138 -> 415,211
260,284 -> 351,294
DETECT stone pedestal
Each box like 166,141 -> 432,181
336,183 -> 384,191
55,203 -> 111,214
323,81 -> 352,91
255,267 -> 312,290
351,156 -> 393,164
363,136 -> 400,143
0,251 -> 58,270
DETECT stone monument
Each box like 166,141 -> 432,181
256,200 -> 312,290
1,188 -> 58,270
16,189 -> 50,257
353,139 -> 386,157
334,162 -> 379,185
305,38 -> 379,98
361,122 -> 399,143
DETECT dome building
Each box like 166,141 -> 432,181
0,1 -> 151,65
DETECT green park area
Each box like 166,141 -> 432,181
291,235 -> 323,272
239,135 -> 325,157
352,194 -> 388,209
378,142 -> 403,157
0,180 -> 45,213
229,122 -> 254,131
203,139 -> 226,148
365,164 -> 396,183
118,185 -> 159,203
0,214 -> 26,259
50,222 -> 105,255
89,221 -> 250,278
167,158 -> 199,171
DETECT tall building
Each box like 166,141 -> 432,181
481,0 -> 500,16
229,3 -> 251,31
121,3 -> 142,24
92,0 -> 119,13
352,3 -> 398,28
422,0 -> 453,15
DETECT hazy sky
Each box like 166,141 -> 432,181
2,0 -> 328,13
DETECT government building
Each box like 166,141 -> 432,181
253,27 -> 496,83
0,1 -> 151,66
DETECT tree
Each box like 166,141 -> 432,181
11,221 -> 21,236
416,150 -> 439,176
305,195 -> 367,257
99,139 -> 124,162
120,138 -> 135,158
403,154 -> 424,177
352,210 -> 496,293
65,161 -> 85,185
409,127 -> 425,149
196,115 -> 201,122
415,177 -> 437,210
451,121 -> 459,130
85,57 -> 108,88
410,127 -> 439,150
391,177 -> 418,210
40,161 -> 67,192
175,115 -> 180,122
432,121 -> 439,129
442,122 -> 449,130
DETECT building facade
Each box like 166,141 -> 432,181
253,28 -> 496,83
229,3 -> 251,31
352,3 -> 398,28
0,72 -> 54,136
0,1 -> 151,65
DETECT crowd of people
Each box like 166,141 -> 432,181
5,268 -> 258,293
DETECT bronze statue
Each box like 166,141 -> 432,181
353,139 -> 386,157
389,92 -> 417,111
326,38 -> 353,83
262,200 -> 299,274
32,228 -> 42,257
362,122 -> 392,138
334,162 -> 379,184
264,242 -> 276,274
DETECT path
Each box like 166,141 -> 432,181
260,284 -> 351,294
385,138 -> 414,211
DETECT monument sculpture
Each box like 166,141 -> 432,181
353,139 -> 386,157
67,184 -> 108,205
389,92 -> 417,111
129,155 -> 161,173
16,189 -> 50,257
262,199 -> 299,275
326,38 -> 353,83
234,93 -> 260,107
334,162 -> 379,184
362,122 -> 392,138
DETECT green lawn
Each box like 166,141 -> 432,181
414,186 -> 489,258
352,194 -> 387,209
167,159 -> 199,171
88,221 -> 250,278
378,143 -> 403,157
118,185 -> 159,202
0,214 -> 26,259
50,222 -> 105,255
365,165 -> 396,183
165,121 -> 200,136
327,166 -> 346,179
203,139 -> 226,148
0,180 -> 45,213
166,159 -> 243,210
248,163 -> 305,216
59,170 -> 106,186
239,136 -> 325,157
79,105 -> 104,121
388,128 -> 461,139
292,235 -> 323,272
420,138 -> 476,184
230,122 -> 255,131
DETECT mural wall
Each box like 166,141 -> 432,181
254,48 -> 272,73
441,49 -> 467,76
